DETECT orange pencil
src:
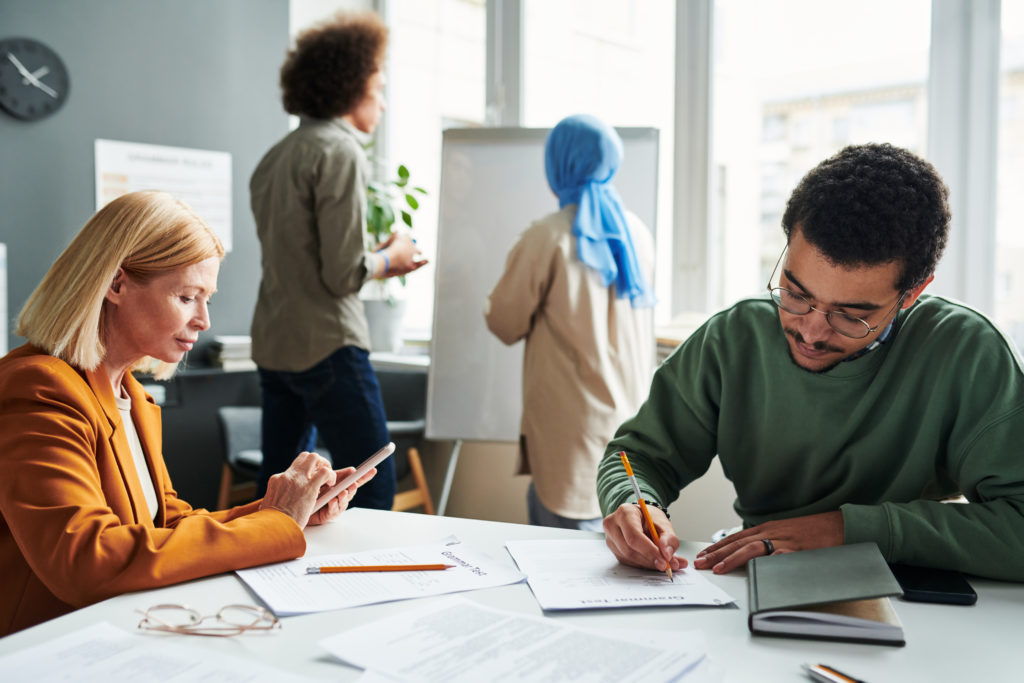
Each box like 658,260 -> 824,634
619,451 -> 673,581
306,564 -> 455,574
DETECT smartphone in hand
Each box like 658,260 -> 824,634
313,442 -> 395,512
889,563 -> 977,605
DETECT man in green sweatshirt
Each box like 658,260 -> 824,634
598,143 -> 1024,581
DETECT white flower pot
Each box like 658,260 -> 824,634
363,298 -> 407,353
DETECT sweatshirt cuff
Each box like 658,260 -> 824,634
602,484 -> 661,516
840,502 -> 893,558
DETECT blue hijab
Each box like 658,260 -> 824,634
545,114 -> 654,308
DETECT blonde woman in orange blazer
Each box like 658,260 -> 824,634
0,191 -> 374,635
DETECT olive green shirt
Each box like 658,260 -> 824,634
249,118 -> 382,371
598,295 -> 1024,581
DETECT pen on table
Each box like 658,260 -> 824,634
306,564 -> 456,574
803,663 -> 867,683
618,451 -> 673,581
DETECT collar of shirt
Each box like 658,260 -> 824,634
296,116 -> 369,144
843,317 -> 897,362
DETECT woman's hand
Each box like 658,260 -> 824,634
377,231 -> 428,277
259,451 -> 337,529
306,465 -> 378,526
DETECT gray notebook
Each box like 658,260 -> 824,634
748,542 -> 905,646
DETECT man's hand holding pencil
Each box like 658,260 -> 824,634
602,452 -> 686,579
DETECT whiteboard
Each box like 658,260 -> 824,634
426,127 -> 659,442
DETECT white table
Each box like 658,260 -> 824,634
2,509 -> 1021,681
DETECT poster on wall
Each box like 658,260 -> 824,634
94,139 -> 232,251
0,243 -> 6,356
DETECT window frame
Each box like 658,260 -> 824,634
364,0 -> 1005,323
482,0 -> 1002,317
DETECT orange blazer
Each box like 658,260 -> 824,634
0,345 -> 305,635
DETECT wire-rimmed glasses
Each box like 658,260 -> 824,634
136,604 -> 280,637
766,246 -> 906,340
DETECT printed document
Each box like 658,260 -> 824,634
321,595 -> 710,683
236,536 -> 525,616
0,621 -> 315,682
506,539 -> 736,610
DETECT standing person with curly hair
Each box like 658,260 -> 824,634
249,11 -> 425,508
598,143 -> 1024,582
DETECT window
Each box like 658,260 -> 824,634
522,0 -> 675,323
383,0 -> 487,336
998,3 -> 1024,351
711,0 -> 931,307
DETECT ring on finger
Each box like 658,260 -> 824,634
762,538 -> 775,555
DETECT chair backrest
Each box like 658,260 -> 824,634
376,368 -> 427,479
376,368 -> 427,422
217,406 -> 263,476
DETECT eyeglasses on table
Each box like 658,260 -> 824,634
136,603 -> 280,637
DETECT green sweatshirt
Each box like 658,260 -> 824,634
597,295 -> 1024,580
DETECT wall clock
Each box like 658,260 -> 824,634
0,37 -> 70,121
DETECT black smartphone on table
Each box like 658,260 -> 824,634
889,563 -> 977,605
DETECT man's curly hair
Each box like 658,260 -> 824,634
280,11 -> 387,119
781,143 -> 950,292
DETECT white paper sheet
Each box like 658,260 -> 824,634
236,536 -> 525,616
0,621 -> 316,682
94,139 -> 233,250
505,539 -> 736,610
321,595 -> 709,683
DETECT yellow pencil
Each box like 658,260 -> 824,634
306,564 -> 455,574
619,451 -> 673,581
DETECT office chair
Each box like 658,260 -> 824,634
215,406 -> 262,510
376,367 -> 434,515
216,406 -> 340,510
215,370 -> 433,513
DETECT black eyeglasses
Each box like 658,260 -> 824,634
766,247 -> 906,340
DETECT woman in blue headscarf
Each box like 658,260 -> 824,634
485,114 -> 656,530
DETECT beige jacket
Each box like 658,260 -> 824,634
249,118 -> 383,371
485,206 -> 656,519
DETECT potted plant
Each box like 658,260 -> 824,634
361,158 -> 427,353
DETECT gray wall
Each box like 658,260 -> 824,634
0,0 -> 290,353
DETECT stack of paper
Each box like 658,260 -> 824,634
209,334 -> 256,371
320,595 -> 713,682
236,537 -> 525,616
505,539 -> 736,610
0,622 -> 316,682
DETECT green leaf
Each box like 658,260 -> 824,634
365,161 -> 423,245
366,205 -> 385,241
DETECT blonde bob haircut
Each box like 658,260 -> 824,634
16,190 -> 225,380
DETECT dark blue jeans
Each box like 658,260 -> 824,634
256,346 -> 395,510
